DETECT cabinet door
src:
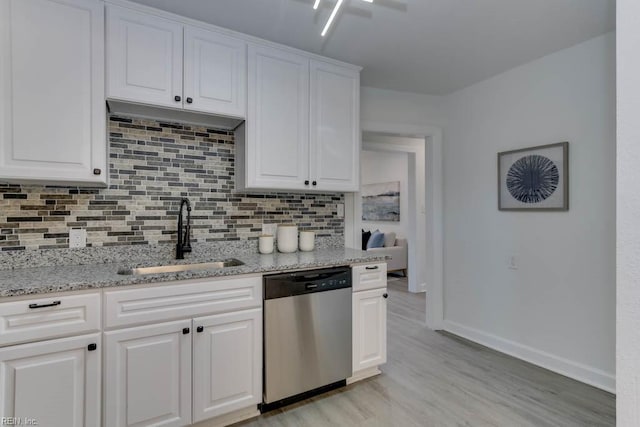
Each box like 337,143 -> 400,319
184,26 -> 246,118
106,5 -> 183,109
105,320 -> 192,427
0,0 -> 106,185
353,288 -> 387,372
247,44 -> 309,190
310,60 -> 360,192
0,333 -> 101,427
193,309 -> 261,422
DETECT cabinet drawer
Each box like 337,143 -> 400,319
0,293 -> 101,347
352,263 -> 387,292
104,276 -> 262,329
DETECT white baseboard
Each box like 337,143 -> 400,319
407,282 -> 426,293
443,320 -> 615,394
190,406 -> 260,427
347,366 -> 382,384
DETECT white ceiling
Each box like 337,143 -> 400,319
128,0 -> 615,95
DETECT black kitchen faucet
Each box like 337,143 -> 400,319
176,198 -> 192,259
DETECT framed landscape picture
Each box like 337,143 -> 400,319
362,181 -> 400,221
498,142 -> 569,211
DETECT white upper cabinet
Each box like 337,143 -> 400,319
184,27 -> 246,117
241,44 -> 360,193
310,60 -> 360,192
104,1 -> 360,193
0,0 -> 106,186
106,4 -> 247,118
246,44 -> 310,190
106,5 -> 183,109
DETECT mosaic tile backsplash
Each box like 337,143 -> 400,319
0,115 -> 344,251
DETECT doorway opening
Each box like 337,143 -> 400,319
345,121 -> 444,330
359,135 -> 423,293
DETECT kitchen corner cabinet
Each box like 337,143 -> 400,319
106,4 -> 246,118
351,263 -> 388,381
0,0 -> 107,186
240,44 -> 360,193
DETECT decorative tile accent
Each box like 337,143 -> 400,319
0,115 -> 344,251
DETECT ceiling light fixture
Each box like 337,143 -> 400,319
321,0 -> 344,36
319,0 -> 373,37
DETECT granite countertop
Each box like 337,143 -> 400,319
0,247 -> 385,298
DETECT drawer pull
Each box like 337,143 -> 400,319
28,300 -> 61,309
183,327 -> 190,335
365,266 -> 379,270
383,293 -> 388,299
87,343 -> 97,351
197,326 -> 204,333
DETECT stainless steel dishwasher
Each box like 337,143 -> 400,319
262,266 -> 352,411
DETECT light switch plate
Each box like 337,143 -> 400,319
336,203 -> 345,218
69,228 -> 87,248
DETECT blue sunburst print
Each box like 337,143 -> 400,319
506,155 -> 559,203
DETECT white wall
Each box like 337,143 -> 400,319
442,33 -> 616,391
361,86 -> 446,127
361,149 -> 409,239
617,1 -> 640,421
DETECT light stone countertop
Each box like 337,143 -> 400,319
0,247 -> 385,298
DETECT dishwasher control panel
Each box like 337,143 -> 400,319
263,266 -> 352,299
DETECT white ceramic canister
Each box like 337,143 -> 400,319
258,234 -> 274,254
299,231 -> 315,252
277,224 -> 298,253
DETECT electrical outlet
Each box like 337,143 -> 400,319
69,228 -> 87,248
336,203 -> 344,218
262,223 -> 277,236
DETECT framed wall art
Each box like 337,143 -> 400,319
362,181 -> 400,221
498,142 -> 569,211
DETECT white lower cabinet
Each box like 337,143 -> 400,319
352,263 -> 388,380
104,276 -> 263,426
193,309 -> 262,422
0,333 -> 101,427
104,320 -> 192,427
353,288 -> 388,372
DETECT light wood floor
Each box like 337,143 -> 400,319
236,276 -> 615,426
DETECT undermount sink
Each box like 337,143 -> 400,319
117,258 -> 245,276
